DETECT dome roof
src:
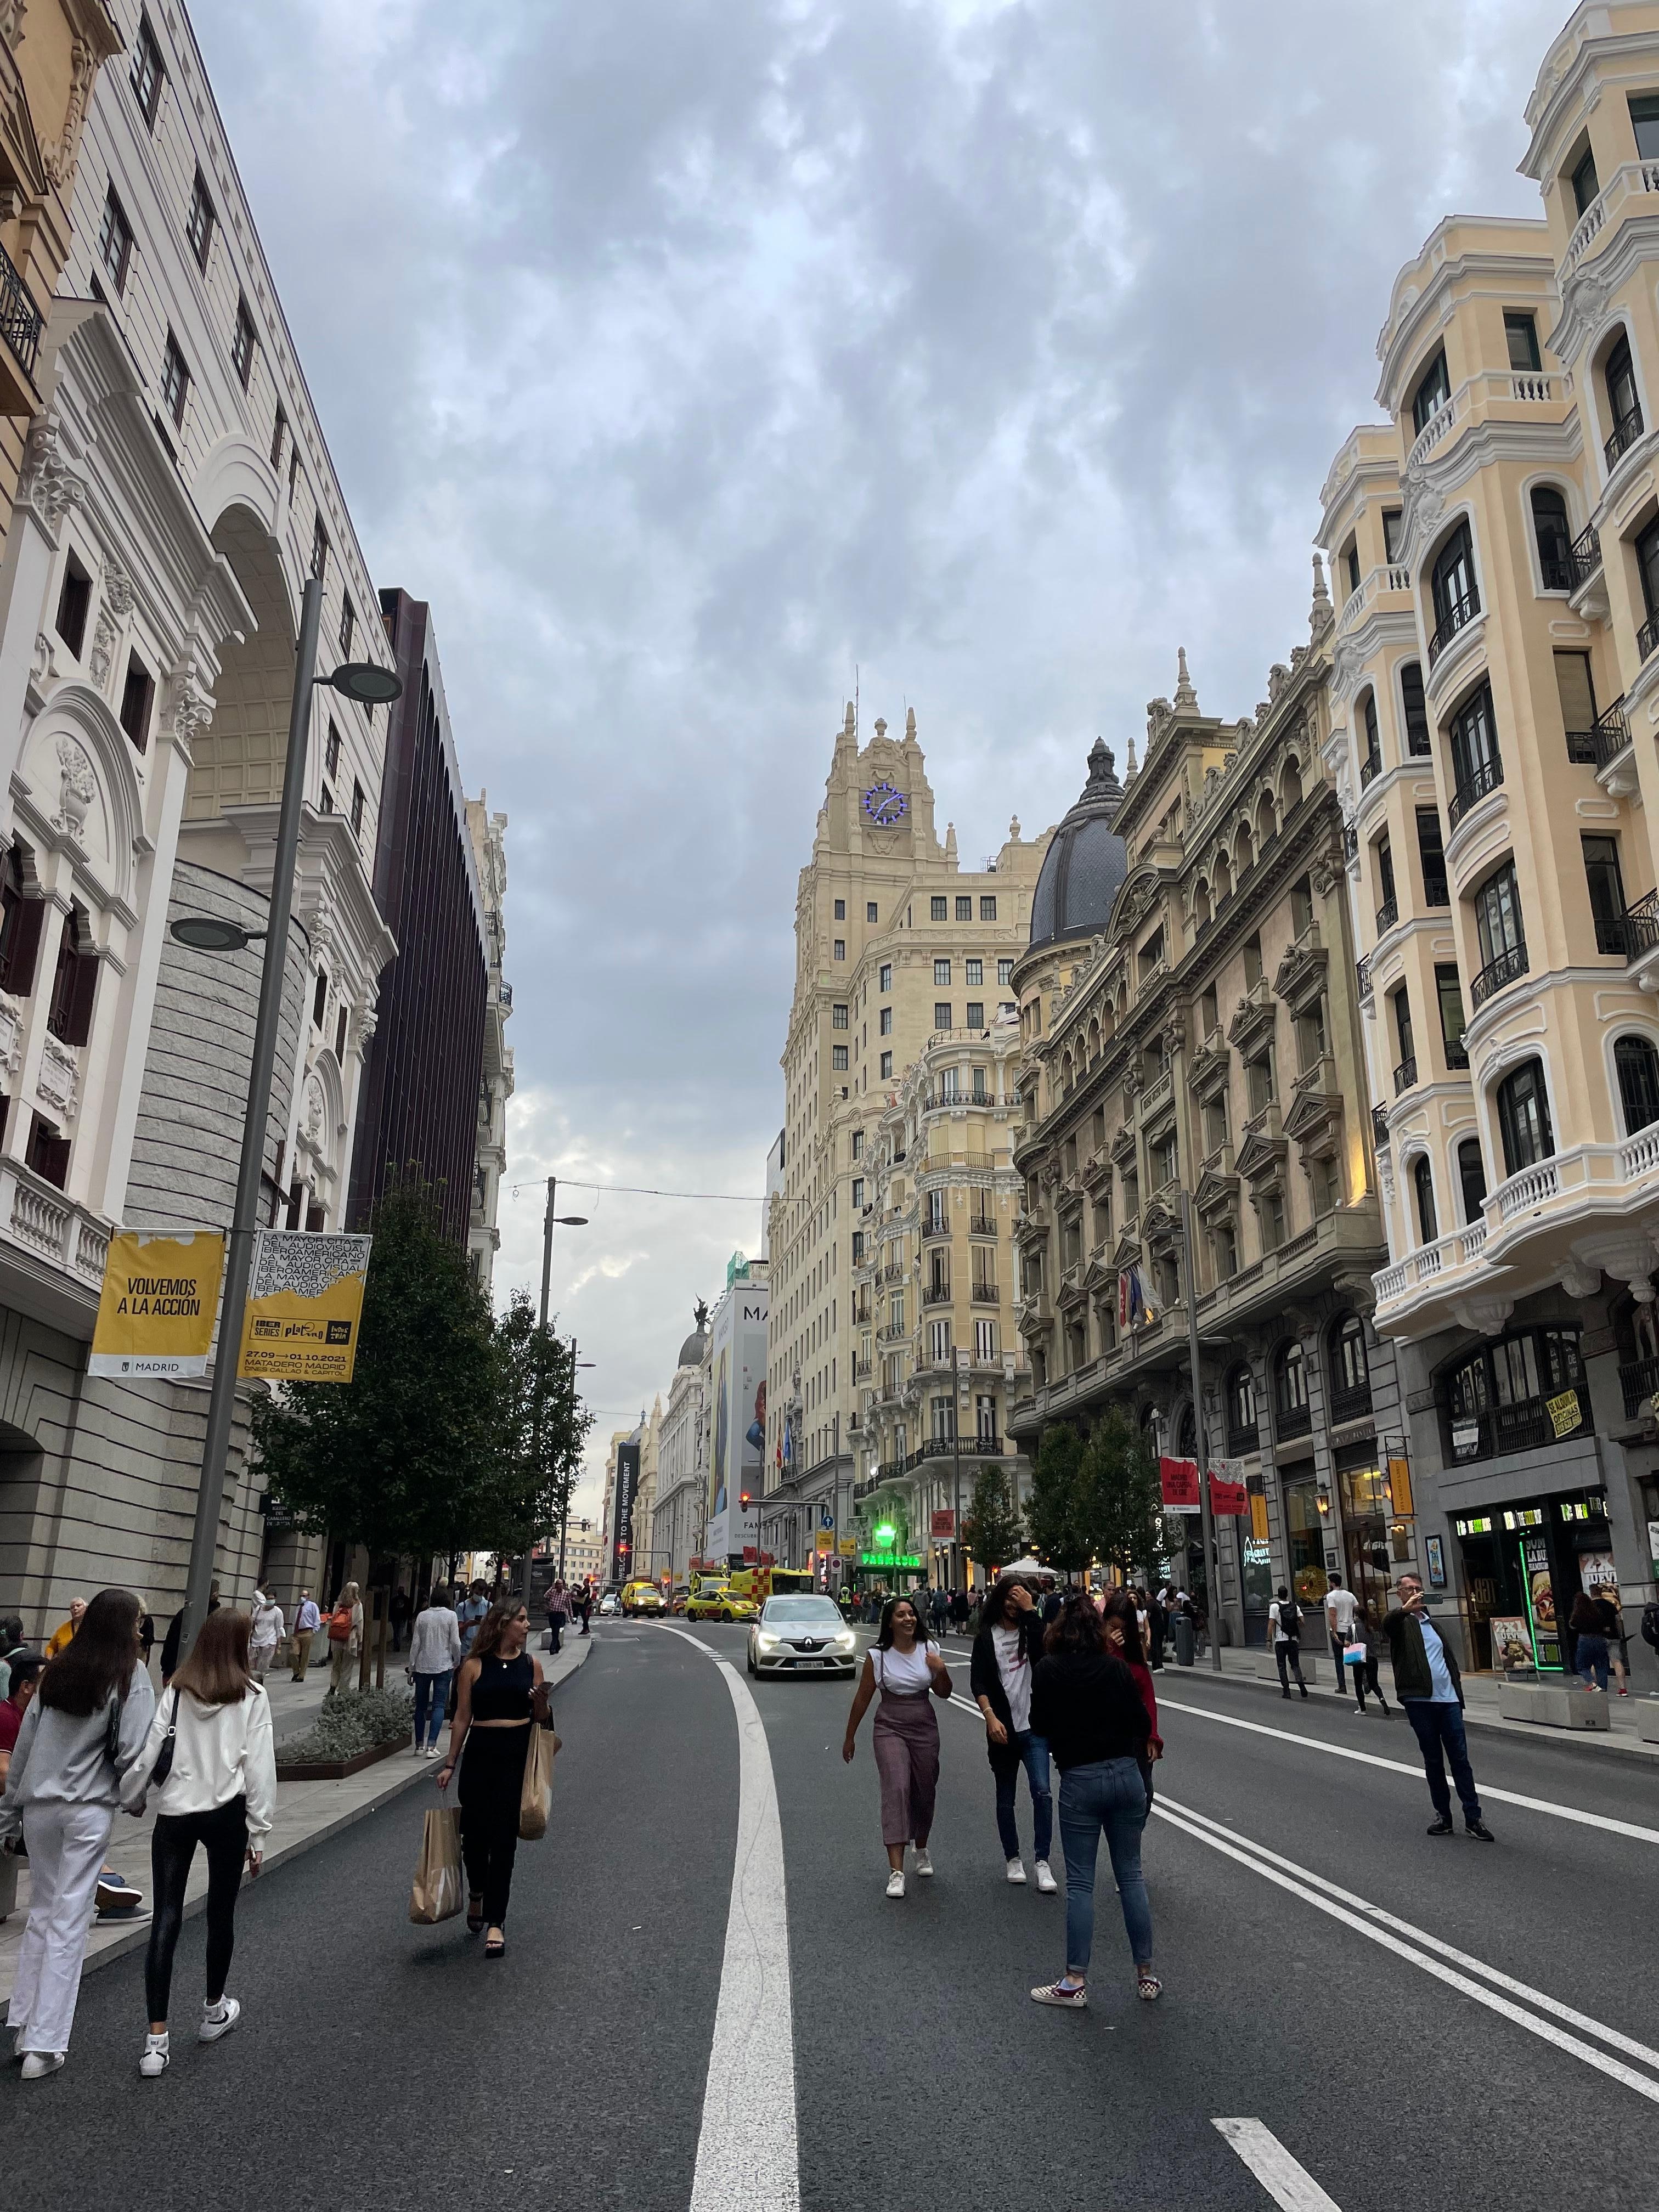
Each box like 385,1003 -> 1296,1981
678,1300 -> 712,1370
1029,739 -> 1129,953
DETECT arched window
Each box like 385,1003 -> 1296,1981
1615,1035 -> 1659,1136
1213,853 -> 1232,905
1604,331 -> 1643,461
1400,661 -> 1431,755
1256,792 -> 1277,845
1193,879 -> 1212,932
1530,485 -> 1572,591
1226,1363 -> 1258,1449
1235,824 -> 1254,876
1280,758 -> 1304,812
1430,521 -> 1480,649
1495,1058 -> 1554,1176
1274,1341 -> 1310,1438
1457,1137 -> 1487,1224
1413,1153 -> 1438,1244
1360,691 -> 1381,782
1330,1315 -> 1370,1418
1412,349 -> 1450,437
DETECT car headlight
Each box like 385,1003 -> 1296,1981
834,1632 -> 856,1651
756,1632 -> 781,1651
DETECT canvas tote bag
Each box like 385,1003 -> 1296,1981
517,1722 -> 561,1840
408,1807 -> 464,1923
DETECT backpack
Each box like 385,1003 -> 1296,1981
327,1605 -> 354,1646
1641,1600 -> 1659,1654
1276,1598 -> 1301,1640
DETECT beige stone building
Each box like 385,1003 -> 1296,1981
465,794 -> 511,1291
764,704 -> 1047,1561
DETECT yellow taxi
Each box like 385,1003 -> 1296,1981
685,1580 -> 758,1623
620,1579 -> 667,1618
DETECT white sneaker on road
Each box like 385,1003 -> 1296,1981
1034,1860 -> 1058,1894
913,1848 -> 934,1878
885,1870 -> 905,1899
139,2033 -> 170,2078
198,1997 -> 240,2044
1006,1858 -> 1027,1884
20,2051 -> 64,2078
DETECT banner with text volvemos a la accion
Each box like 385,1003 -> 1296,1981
89,1231 -> 227,1379
238,1228 -> 372,1382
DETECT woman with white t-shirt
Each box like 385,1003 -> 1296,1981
969,1577 -> 1056,1891
842,1595 -> 952,1897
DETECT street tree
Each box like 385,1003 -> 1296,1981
1077,1408 -> 1176,1582
1027,1421 -> 1090,1572
961,1463 -> 1024,1575
489,1291 -> 594,1562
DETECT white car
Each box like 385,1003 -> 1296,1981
746,1594 -> 858,1679
599,1591 -> 620,1617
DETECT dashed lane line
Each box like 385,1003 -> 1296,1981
659,1626 -> 800,2212
1213,2120 -> 1343,2211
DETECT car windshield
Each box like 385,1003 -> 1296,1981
762,1596 -> 844,1622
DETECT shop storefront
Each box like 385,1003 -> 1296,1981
1450,1487 -> 1613,1673
1336,1447 -> 1416,1628
1281,1471 -> 1328,1606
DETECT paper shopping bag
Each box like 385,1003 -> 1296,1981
408,1807 -> 464,1923
517,1724 -> 561,1841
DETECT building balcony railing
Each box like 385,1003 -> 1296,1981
1447,753 -> 1503,830
1356,954 -> 1372,1002
1568,521 -> 1602,591
968,1211 -> 995,1236
1427,588 -> 1480,669
1422,873 -> 1450,909
876,1322 -> 907,1342
1606,404 -> 1645,471
1375,895 -> 1398,934
1343,821 -> 1358,863
0,238 -> 43,383
1443,1390 -> 1590,1466
1360,751 -> 1382,788
1469,941 -> 1528,1011
1372,1102 -> 1390,1149
1226,1421 -> 1259,1457
921,1283 -> 951,1307
878,1265 -> 904,1285
1393,1055 -> 1418,1095
970,1280 -> 999,1304
1328,1379 -> 1373,1425
1444,1036 -> 1470,1070
853,1358 -> 872,1384
1640,610 -> 1659,665
1619,1355 -> 1659,1420
1275,1402 -> 1312,1442
921,1218 -> 951,1242
1565,697 -> 1631,773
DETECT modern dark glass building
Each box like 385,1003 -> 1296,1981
347,590 -> 487,1245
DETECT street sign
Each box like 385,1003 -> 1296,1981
838,1536 -> 857,1557
820,1505 -> 834,1530
930,1509 -> 955,1539
815,1530 -> 833,1552
238,1229 -> 371,1381
90,1231 -> 225,1379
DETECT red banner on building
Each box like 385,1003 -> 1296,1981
1159,1455 -> 1200,1510
1209,1474 -> 1249,1517
930,1509 -> 956,1539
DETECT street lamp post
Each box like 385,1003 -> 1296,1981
173,578 -> 402,1656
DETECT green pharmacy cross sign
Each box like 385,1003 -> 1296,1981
860,1551 -> 922,1570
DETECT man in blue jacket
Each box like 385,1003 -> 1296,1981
1382,1572 -> 1494,1842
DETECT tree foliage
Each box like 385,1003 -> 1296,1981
1027,1421 -> 1089,1571
489,1291 -> 594,1559
961,1463 -> 1024,1574
1076,1409 -> 1172,1579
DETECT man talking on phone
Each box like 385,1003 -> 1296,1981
1383,1573 -> 1494,1842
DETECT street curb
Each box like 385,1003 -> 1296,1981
75,1635 -> 594,1985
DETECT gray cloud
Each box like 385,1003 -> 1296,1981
191,0 -> 1567,1504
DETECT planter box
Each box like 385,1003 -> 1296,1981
1498,1678 -> 1610,1731
276,1734 -> 407,1783
1636,1699 -> 1659,1745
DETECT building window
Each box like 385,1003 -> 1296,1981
978,896 -> 996,921
162,333 -> 189,427
1361,690 -> 1381,780
851,1130 -> 862,1159
931,896 -> 947,921
27,1116 -> 70,1190
335,1005 -> 349,1061
966,1002 -> 984,1030
1473,858 -> 1525,987
833,940 -> 845,961
98,185 -> 133,294
867,901 -> 878,922
1400,661 -> 1430,754
1495,1058 -> 1554,1176
964,958 -> 983,986
1605,332 -> 1643,458
54,554 -> 91,659
119,656 -> 154,752
1458,1137 -> 1487,1224
833,899 -> 845,920
1331,1314 -> 1369,1401
1448,681 -> 1501,816
232,298 -> 256,389
1616,1035 -> 1659,1135
955,896 -> 971,920
289,447 -> 301,501
1430,521 -> 1480,645
312,516 -> 329,583
1435,964 -> 1467,1068
131,14 -> 165,129
879,1051 -> 893,1079
1411,349 -> 1451,436
975,1318 -> 997,1362
832,1043 -> 848,1071
1505,312 -> 1542,374
832,1003 -> 848,1029
46,908 -> 98,1047
879,963 -> 891,992
186,168 -> 215,271
1392,986 -> 1415,1075
879,1006 -> 892,1035
350,781 -> 365,839
319,783 -> 334,816
1528,484 -> 1572,590
1413,1154 -> 1438,1244
851,1176 -> 864,1207
1570,140 -> 1600,216
934,1002 -> 952,1031
312,969 -> 328,1028
1415,809 -> 1448,908
851,1231 -> 865,1262
998,957 -> 1014,986
1631,92 -> 1659,160
270,406 -> 287,472
1226,1364 -> 1257,1448
1275,1341 -> 1308,1420
1374,833 -> 1397,926
1583,834 -> 1628,955
934,958 -> 951,986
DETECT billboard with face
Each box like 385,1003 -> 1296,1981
707,1275 -> 768,1561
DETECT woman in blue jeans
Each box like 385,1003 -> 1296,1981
407,1587 -> 462,1756
1028,1592 -> 1156,2008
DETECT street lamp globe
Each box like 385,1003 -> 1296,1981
326,661 -> 403,706
170,914 -> 260,953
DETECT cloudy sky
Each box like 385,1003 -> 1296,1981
193,0 -> 1567,1513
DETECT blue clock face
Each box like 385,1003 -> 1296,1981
863,781 -> 907,827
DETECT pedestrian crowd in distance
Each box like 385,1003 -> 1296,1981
838,1564 -> 1501,2014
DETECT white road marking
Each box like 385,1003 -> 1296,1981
660,1626 -> 800,2212
1214,2120 -> 1342,2211
1158,1694 -> 1659,1846
1154,1798 -> 1659,2106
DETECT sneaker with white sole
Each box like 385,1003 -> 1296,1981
1030,1979 -> 1087,2009
139,2033 -> 170,2078
1006,1858 -> 1028,1884
885,1870 -> 905,1899
1034,1859 -> 1058,1894
20,2051 -> 64,2078
198,1996 -> 241,2044
913,1848 -> 934,1878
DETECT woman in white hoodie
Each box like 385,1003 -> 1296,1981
123,1607 -> 276,2078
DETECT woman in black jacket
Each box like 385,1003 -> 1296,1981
1028,1593 -> 1156,2010
968,1578 -> 1055,1891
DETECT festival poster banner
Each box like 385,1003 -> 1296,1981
237,1229 -> 371,1382
1209,1472 -> 1249,1517
89,1231 -> 226,1378
1159,1455 -> 1201,1513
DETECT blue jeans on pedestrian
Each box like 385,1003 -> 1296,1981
994,1730 -> 1052,1864
1056,1757 -> 1153,1976
1403,1697 -> 1481,1823
413,1669 -> 453,1748
1575,1632 -> 1610,1691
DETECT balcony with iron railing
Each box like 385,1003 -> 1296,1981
1444,1036 -> 1470,1070
1427,586 -> 1480,670
1226,1419 -> 1259,1457
1329,1378 -> 1373,1424
1442,1389 -> 1589,1465
1372,1102 -> 1390,1149
1375,894 -> 1398,935
1360,750 -> 1383,788
1447,753 -> 1503,831
921,1282 -> 951,1307
1568,521 -> 1602,592
0,238 -> 43,396
1343,821 -> 1358,863
1422,872 -> 1449,909
1606,404 -> 1645,472
921,1217 -> 951,1242
1565,697 -> 1631,774
1275,1401 -> 1312,1443
968,1210 -> 995,1236
1620,1355 -> 1659,1420
1356,954 -> 1372,1002
1393,1055 -> 1418,1096
1640,610 -> 1659,665
1469,940 -> 1528,1010
970,1279 -> 999,1304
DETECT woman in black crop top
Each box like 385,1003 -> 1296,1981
438,1601 -> 549,1954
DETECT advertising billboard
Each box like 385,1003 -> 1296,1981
238,1229 -> 372,1381
707,1271 -> 768,1562
611,1440 -> 640,1584
89,1231 -> 225,1379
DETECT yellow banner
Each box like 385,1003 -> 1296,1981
1545,1387 -> 1582,1440
89,1231 -> 225,1379
838,1535 -> 857,1558
239,1229 -> 372,1383
815,1528 -> 834,1553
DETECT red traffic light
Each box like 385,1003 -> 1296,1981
740,1492 -> 752,1508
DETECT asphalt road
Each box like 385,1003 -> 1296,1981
5,1620 -> 1659,2211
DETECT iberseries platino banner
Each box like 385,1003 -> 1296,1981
238,1228 -> 372,1382
89,1231 -> 227,1378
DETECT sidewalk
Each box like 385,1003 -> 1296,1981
1167,1640 -> 1659,1766
0,1634 -> 592,2008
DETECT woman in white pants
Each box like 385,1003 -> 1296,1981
247,1588 -> 284,1681
0,1588 -> 155,2077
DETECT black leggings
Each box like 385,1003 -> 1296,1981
459,1725 -> 529,1926
145,1797 -> 249,2022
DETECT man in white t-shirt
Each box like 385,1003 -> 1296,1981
1325,1573 -> 1359,1700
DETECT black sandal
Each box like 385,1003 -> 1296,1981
466,1894 -> 484,1934
484,1930 -> 506,1959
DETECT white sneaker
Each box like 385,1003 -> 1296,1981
20,2051 -> 64,2079
1006,1858 -> 1028,1884
198,1996 -> 241,2044
885,1870 -> 905,1899
1035,1859 -> 1058,1894
139,2033 -> 170,2078
913,1847 -> 934,1878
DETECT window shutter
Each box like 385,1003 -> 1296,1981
1,897 -> 45,995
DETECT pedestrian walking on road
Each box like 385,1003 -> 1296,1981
0,1589 -> 156,2076
949,1588 -> 968,1637
1027,1591 -> 1155,2011
437,1599 -> 549,1956
576,1583 -> 593,1637
248,1588 -> 284,1681
326,1582 -> 363,1697
545,1579 -> 568,1655
842,1595 -> 951,1898
1146,1588 -> 1167,1671
125,1608 -> 276,2078
456,1581 -> 490,1658
409,1587 -> 462,1756
1596,1585 -> 1630,1696
0,1616 -> 26,1701
1270,1585 -> 1308,1699
1350,1608 -> 1391,1717
1324,1573 -> 1359,1701
970,1577 -> 1055,1892
930,1585 -> 947,1639
1569,1590 -> 1611,1692
1383,1573 -> 1492,1842
390,1587 -> 411,1654
1101,1590 -> 1162,1807
289,1590 -> 320,1681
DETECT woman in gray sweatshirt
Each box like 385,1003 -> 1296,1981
0,1588 -> 155,2077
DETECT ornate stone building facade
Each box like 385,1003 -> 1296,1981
466,793 -> 511,1291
